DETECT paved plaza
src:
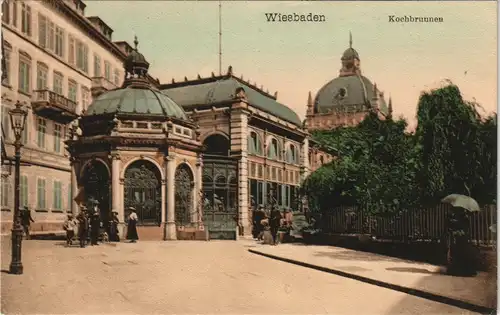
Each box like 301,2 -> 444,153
1,239 -> 482,315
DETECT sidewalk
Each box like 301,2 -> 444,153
248,243 -> 496,313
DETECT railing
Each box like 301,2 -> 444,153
318,203 -> 497,247
91,77 -> 117,91
32,89 -> 77,113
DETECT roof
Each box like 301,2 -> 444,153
160,74 -> 302,126
314,74 -> 387,114
84,87 -> 187,120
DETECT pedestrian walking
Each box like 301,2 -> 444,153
63,214 -> 77,246
77,208 -> 89,248
20,206 -> 34,240
90,210 -> 101,246
269,206 -> 282,245
109,211 -> 120,242
126,207 -> 139,243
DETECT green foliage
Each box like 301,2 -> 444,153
303,112 -> 420,215
416,83 -> 497,205
303,82 -> 496,215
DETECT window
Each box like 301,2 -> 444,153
104,61 -> 111,80
67,184 -> 72,211
113,69 -> 120,86
287,144 -> 298,164
81,87 -> 90,110
36,178 -> 46,210
53,71 -> 63,95
20,113 -> 28,145
53,181 -> 62,210
53,124 -> 62,153
3,45 -> 11,85
68,36 -> 75,65
1,178 -> 11,209
2,0 -> 10,24
55,26 -> 64,57
12,0 -> 17,27
38,14 -> 46,48
2,106 -> 10,140
76,41 -> 88,73
36,63 -> 48,90
68,80 -> 77,102
248,131 -> 262,155
37,117 -> 46,149
267,138 -> 280,160
21,2 -> 31,36
93,54 -> 101,77
20,175 -> 28,207
18,56 -> 31,94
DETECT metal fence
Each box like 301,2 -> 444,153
315,203 -> 497,246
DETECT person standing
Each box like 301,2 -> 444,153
253,205 -> 265,240
126,207 -> 139,243
20,206 -> 34,240
63,214 -> 76,246
269,206 -> 282,245
109,211 -> 120,242
77,208 -> 89,248
90,210 -> 101,246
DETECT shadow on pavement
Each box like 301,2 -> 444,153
385,273 -> 497,315
249,249 -> 496,315
386,267 -> 444,275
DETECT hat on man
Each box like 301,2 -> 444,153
128,207 -> 136,212
112,210 -> 119,214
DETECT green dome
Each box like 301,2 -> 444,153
314,75 -> 387,115
84,87 -> 187,120
342,47 -> 359,60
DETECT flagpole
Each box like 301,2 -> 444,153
218,0 -> 222,75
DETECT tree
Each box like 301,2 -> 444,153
416,83 -> 497,206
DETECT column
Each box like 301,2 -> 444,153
161,179 -> 166,224
230,108 -> 249,236
194,155 -> 203,227
165,155 -> 177,240
110,153 -> 124,234
70,159 -> 78,216
300,137 -> 310,182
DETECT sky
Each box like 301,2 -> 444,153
85,1 -> 497,128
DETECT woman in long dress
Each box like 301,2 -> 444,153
126,207 -> 139,243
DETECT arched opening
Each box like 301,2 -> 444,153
81,160 -> 111,226
202,133 -> 238,240
203,134 -> 230,156
174,163 -> 194,226
124,160 -> 162,226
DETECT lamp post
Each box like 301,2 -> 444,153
8,101 -> 28,275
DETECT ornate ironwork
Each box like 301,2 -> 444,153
202,157 -> 238,240
174,164 -> 193,226
124,161 -> 161,226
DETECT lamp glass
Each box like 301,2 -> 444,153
8,104 -> 27,139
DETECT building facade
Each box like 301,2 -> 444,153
0,0 -> 151,234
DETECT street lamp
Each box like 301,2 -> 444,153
8,101 -> 28,275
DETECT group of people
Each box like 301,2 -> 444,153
63,206 -> 139,247
252,205 -> 294,245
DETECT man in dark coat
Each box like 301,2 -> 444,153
269,206 -> 282,245
20,206 -> 34,240
252,205 -> 265,240
77,208 -> 89,248
90,210 -> 101,246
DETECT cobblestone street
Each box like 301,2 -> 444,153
1,239 -> 479,314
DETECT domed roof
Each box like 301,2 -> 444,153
314,75 -> 386,114
84,87 -> 187,119
342,47 -> 359,60
83,35 -> 187,121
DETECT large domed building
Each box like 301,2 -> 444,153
305,34 -> 393,131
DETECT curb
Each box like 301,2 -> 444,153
248,249 -> 495,314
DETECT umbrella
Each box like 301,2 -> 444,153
441,194 -> 481,212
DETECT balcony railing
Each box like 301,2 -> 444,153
91,77 -> 118,91
31,90 -> 78,124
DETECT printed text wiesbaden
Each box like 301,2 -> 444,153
265,13 -> 326,22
